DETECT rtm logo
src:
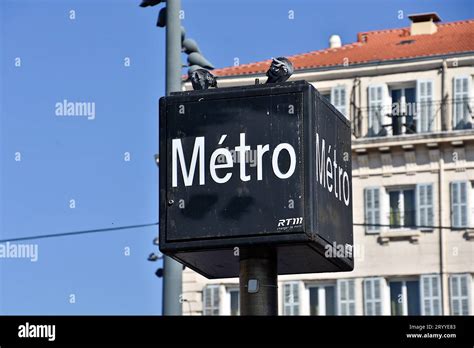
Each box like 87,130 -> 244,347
278,217 -> 303,227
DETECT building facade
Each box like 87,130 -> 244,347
181,14 -> 474,316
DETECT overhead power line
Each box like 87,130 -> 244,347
0,220 -> 468,244
0,222 -> 159,243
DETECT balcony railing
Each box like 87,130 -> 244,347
363,98 -> 473,138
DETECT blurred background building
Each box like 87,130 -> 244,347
181,13 -> 474,316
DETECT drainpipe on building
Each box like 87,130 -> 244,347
351,78 -> 356,137
438,153 -> 449,314
357,77 -> 362,137
441,60 -> 448,131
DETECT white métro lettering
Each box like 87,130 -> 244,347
171,133 -> 296,187
315,133 -> 350,207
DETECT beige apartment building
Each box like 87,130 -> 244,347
181,13 -> 474,316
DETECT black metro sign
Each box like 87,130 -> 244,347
159,81 -> 353,278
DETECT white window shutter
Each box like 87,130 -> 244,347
461,182 -> 469,227
450,274 -> 471,315
364,278 -> 384,315
368,85 -> 384,136
338,280 -> 347,315
203,287 -> 211,313
420,274 -> 441,315
416,184 -> 425,227
283,283 -> 291,315
450,275 -> 464,315
380,188 -> 390,232
364,188 -> 371,232
427,184 -> 434,227
416,79 -> 434,132
453,76 -> 471,129
218,285 -> 228,315
293,282 -> 300,315
460,275 -> 471,315
450,275 -> 460,315
417,184 -> 434,229
451,181 -> 469,228
203,285 -> 220,315
348,280 -> 356,315
283,281 -> 300,315
382,84 -> 392,135
364,280 -> 373,315
365,187 -> 380,233
337,279 -> 356,315
331,85 -> 347,118
452,182 -> 459,227
452,77 -> 461,128
213,286 -> 220,314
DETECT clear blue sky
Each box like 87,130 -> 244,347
0,0 -> 472,314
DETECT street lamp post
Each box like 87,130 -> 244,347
141,0 -> 215,315
162,0 -> 183,316
140,0 -> 183,316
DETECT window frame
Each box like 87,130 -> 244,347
307,283 -> 337,316
228,288 -> 240,316
389,85 -> 417,135
417,183 -> 434,230
203,285 -> 220,316
386,187 -> 416,230
388,278 -> 421,316
364,187 -> 381,233
364,277 -> 384,315
368,84 -> 387,136
283,281 -> 300,315
450,274 -> 471,315
451,181 -> 470,228
452,75 -> 472,129
420,274 -> 442,315
331,85 -> 347,117
416,79 -> 434,133
337,279 -> 356,315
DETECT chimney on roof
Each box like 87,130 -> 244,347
329,34 -> 342,48
408,12 -> 441,36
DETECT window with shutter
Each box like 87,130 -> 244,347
365,187 -> 380,233
389,279 -> 421,315
283,282 -> 300,315
390,87 -> 417,134
364,278 -> 384,315
417,184 -> 434,229
203,285 -> 220,315
337,279 -> 356,315
451,181 -> 469,228
453,76 -> 471,129
331,85 -> 347,118
450,274 -> 471,315
387,187 -> 416,229
309,284 -> 337,316
416,80 -> 434,133
420,275 -> 441,315
368,86 -> 384,136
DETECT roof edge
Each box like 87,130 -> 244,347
207,51 -> 474,81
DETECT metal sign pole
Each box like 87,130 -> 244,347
239,247 -> 278,315
162,0 -> 183,316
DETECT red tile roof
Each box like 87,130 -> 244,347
212,19 -> 474,77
